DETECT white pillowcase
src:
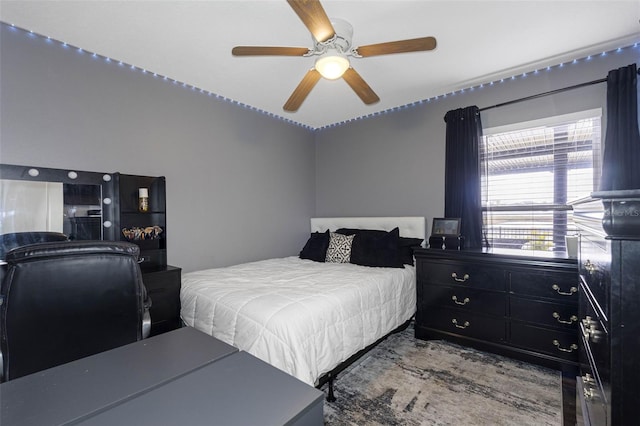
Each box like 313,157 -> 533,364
325,232 -> 354,263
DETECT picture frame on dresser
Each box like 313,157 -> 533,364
431,218 -> 461,237
429,218 -> 463,250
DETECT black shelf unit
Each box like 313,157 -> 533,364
113,173 -> 167,271
113,173 -> 181,336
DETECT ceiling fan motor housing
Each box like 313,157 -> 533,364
312,18 -> 353,56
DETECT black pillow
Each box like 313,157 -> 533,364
299,230 -> 330,262
398,237 -> 424,266
336,227 -> 403,268
336,228 -> 423,266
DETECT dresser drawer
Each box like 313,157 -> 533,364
510,323 -> 579,362
419,284 -> 506,316
420,307 -> 506,343
509,269 -> 579,302
577,374 -> 608,426
580,282 -> 609,387
579,233 -> 610,321
417,260 -> 505,291
510,297 -> 578,330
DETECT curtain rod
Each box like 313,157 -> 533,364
478,68 -> 640,113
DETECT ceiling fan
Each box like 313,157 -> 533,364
232,0 -> 437,112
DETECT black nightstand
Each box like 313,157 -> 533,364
142,265 -> 182,336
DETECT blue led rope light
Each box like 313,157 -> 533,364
3,22 -> 638,131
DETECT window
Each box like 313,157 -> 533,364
481,110 -> 602,253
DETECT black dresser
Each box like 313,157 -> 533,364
414,248 -> 580,368
414,248 -> 580,424
573,189 -> 640,426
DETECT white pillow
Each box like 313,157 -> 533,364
325,232 -> 354,263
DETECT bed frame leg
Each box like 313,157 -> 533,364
326,373 -> 336,402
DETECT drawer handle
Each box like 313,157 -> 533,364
551,284 -> 577,296
583,386 -> 598,400
552,312 -> 578,324
451,319 -> 470,329
582,320 -> 603,343
137,256 -> 146,264
582,315 -> 594,326
552,339 -> 578,353
451,272 -> 470,282
582,317 -> 593,339
582,373 -> 595,386
581,374 -> 599,401
583,383 -> 600,401
451,296 -> 470,306
584,259 -> 596,275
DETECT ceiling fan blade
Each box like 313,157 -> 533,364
342,68 -> 379,105
286,0 -> 335,43
283,69 -> 322,112
355,36 -> 437,57
232,46 -> 310,56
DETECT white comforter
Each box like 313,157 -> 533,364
180,256 -> 416,386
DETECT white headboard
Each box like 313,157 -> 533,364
310,217 -> 425,240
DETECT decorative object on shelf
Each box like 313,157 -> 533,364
138,187 -> 149,212
116,173 -> 168,269
429,218 -> 462,249
122,225 -> 163,241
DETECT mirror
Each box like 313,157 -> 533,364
62,182 -> 102,240
0,164 -> 115,241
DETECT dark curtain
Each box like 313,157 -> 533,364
444,106 -> 483,249
600,63 -> 640,191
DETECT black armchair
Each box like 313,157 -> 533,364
0,241 -> 151,382
0,231 -> 69,260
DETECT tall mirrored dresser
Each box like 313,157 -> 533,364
572,189 -> 640,426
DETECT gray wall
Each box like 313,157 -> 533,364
315,47 -> 639,235
0,24 -> 316,272
2,21 -> 638,271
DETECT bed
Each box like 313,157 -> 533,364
180,217 -> 425,396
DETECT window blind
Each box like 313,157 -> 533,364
481,113 -> 602,253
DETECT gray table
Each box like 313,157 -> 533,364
0,327 -> 324,426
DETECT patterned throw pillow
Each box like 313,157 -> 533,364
325,232 -> 354,263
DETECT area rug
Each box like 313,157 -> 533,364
323,324 -> 561,426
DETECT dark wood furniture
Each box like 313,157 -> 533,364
573,189 -> 640,426
144,265 -> 182,336
0,164 -> 183,336
113,173 -> 168,270
113,173 -> 181,335
414,248 -> 579,424
0,327 -> 324,426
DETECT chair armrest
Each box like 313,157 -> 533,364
142,308 -> 151,339
141,284 -> 152,339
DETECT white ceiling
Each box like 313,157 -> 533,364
1,1 -> 639,129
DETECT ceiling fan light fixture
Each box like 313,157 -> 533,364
314,52 -> 350,80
